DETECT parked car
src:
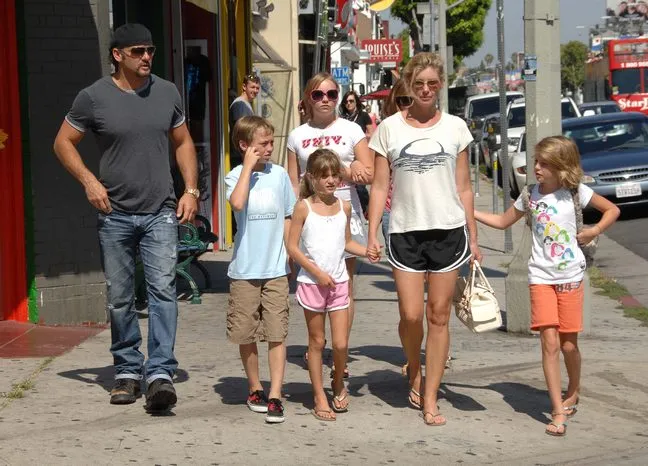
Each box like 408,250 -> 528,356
464,91 -> 524,139
509,131 -> 527,199
578,101 -> 621,116
509,112 -> 648,206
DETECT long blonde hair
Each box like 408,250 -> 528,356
535,136 -> 583,189
402,52 -> 445,90
299,149 -> 343,199
302,72 -> 339,120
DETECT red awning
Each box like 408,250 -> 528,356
361,88 -> 391,100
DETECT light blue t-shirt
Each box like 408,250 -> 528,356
225,163 -> 296,279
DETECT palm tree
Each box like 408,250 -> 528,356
484,53 -> 494,69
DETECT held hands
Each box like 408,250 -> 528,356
176,193 -> 198,224
350,160 -> 372,184
577,226 -> 600,246
85,177 -> 112,214
366,237 -> 382,263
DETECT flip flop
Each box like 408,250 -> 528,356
311,408 -> 336,422
332,392 -> 349,413
545,413 -> 567,437
408,388 -> 422,410
421,410 -> 446,426
563,405 -> 578,418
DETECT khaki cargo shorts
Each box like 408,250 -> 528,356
227,276 -> 290,344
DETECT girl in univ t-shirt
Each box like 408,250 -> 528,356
475,136 -> 619,437
287,72 -> 374,378
367,52 -> 481,427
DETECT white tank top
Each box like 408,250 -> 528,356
297,198 -> 349,284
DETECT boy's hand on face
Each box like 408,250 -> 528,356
242,146 -> 261,170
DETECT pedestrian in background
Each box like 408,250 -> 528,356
53,23 -> 198,411
367,52 -> 479,426
229,73 -> 261,167
287,72 -> 374,378
225,116 -> 296,424
339,90 -> 375,138
475,136 -> 620,437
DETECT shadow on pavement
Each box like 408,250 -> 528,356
445,381 -> 549,424
57,367 -> 189,392
212,376 -> 317,410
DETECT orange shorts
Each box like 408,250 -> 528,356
529,281 -> 584,333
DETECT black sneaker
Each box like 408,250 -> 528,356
110,378 -> 141,405
247,390 -> 269,413
265,398 -> 285,423
145,379 -> 177,411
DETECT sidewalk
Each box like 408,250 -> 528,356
1,180 -> 648,465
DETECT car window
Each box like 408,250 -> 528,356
564,120 -> 648,155
561,101 -> 578,119
600,104 -> 621,113
612,69 -> 641,94
469,94 -> 522,118
520,133 -> 526,152
509,106 -> 525,128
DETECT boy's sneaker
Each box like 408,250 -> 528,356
145,379 -> 177,411
265,398 -> 285,423
247,390 -> 269,413
110,378 -> 141,405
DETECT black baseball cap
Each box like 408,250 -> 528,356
110,23 -> 153,49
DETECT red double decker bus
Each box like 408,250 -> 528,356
608,38 -> 648,113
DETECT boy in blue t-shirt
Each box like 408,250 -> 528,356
225,116 -> 296,424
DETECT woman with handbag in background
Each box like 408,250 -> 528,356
475,136 -> 619,437
366,52 -> 481,426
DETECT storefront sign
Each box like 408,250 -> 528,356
360,39 -> 403,63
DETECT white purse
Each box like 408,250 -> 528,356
453,261 -> 502,333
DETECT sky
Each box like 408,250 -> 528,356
384,0 -> 607,67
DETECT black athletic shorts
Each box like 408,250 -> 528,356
388,226 -> 471,273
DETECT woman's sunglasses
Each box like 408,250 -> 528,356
310,89 -> 339,102
345,99 -> 357,104
123,46 -> 156,58
395,95 -> 414,107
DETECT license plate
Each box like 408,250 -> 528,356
616,183 -> 642,198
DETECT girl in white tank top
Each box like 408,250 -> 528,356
287,149 -> 378,421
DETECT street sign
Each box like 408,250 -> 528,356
332,66 -> 351,85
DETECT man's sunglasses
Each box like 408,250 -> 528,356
123,46 -> 156,58
395,95 -> 414,107
310,89 -> 339,102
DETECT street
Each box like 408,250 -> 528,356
604,205 -> 648,260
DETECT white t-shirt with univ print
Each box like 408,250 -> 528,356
287,118 -> 366,215
368,111 -> 473,234
513,183 -> 594,284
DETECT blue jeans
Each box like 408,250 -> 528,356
98,207 -> 178,384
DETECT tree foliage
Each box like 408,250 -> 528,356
561,41 -> 588,93
391,0 -> 492,71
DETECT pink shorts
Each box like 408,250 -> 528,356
296,281 -> 350,313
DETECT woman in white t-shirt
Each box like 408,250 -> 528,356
367,52 -> 481,426
475,136 -> 619,437
287,72 -> 374,377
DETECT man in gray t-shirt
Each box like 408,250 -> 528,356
54,23 -> 198,412
228,73 -> 260,167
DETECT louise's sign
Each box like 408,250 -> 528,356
361,39 -> 403,63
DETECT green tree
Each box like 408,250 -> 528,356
391,0 -> 492,70
484,53 -> 494,69
400,28 -> 412,67
561,40 -> 588,93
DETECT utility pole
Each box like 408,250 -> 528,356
313,0 -> 323,75
506,0 -> 563,334
496,0 -> 511,251
428,0 -> 436,53
438,0 -> 448,112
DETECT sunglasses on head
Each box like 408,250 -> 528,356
310,89 -> 339,102
395,95 -> 414,107
123,46 -> 156,58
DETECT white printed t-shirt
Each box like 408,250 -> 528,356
513,183 -> 594,284
287,118 -> 366,215
225,163 -> 296,280
369,111 -> 473,234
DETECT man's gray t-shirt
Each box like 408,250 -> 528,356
66,74 -> 185,214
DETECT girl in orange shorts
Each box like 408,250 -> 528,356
474,136 -> 619,437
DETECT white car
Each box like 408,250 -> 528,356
509,131 -> 527,199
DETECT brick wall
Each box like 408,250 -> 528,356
23,0 -> 112,324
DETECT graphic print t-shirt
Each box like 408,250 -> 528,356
225,163 -> 296,279
287,118 -> 366,214
369,112 -> 473,233
513,184 -> 594,284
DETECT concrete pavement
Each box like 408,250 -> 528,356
1,179 -> 648,465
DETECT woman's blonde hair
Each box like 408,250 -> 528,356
382,78 -> 410,119
402,52 -> 445,90
534,136 -> 583,189
299,148 -> 343,199
302,72 -> 339,120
